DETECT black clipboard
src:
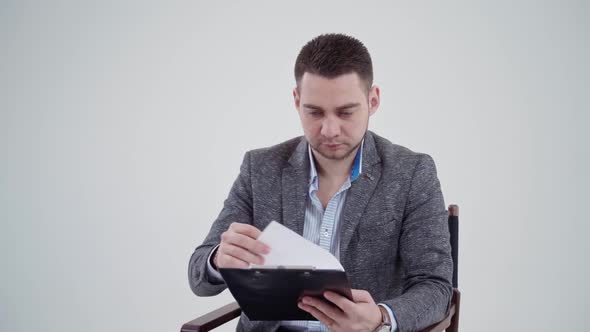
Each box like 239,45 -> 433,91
219,267 -> 352,321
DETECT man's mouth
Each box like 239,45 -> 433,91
324,143 -> 343,149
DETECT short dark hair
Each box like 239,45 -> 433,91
294,33 -> 373,92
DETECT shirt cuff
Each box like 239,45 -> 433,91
206,244 -> 225,283
378,303 -> 399,332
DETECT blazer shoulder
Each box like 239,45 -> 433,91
372,133 -> 429,160
245,136 -> 304,171
370,132 -> 437,175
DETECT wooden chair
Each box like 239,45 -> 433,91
421,204 -> 460,332
181,204 -> 461,332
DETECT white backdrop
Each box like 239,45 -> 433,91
1,1 -> 588,331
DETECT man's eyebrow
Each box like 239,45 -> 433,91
302,103 -> 361,111
335,103 -> 361,110
302,104 -> 324,110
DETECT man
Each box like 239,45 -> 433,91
188,33 -> 453,332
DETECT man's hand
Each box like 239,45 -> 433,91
298,289 -> 383,332
213,222 -> 271,269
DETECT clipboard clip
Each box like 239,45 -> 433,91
250,265 -> 316,270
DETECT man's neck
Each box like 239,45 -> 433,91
312,146 -> 361,181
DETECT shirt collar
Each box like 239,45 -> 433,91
308,139 -> 364,184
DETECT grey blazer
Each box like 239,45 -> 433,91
188,131 -> 453,332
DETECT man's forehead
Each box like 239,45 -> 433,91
298,72 -> 367,102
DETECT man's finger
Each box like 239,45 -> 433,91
324,291 -> 355,313
220,243 -> 265,265
217,254 -> 249,269
298,302 -> 334,328
229,222 -> 263,239
350,289 -> 374,303
223,232 -> 270,255
300,296 -> 344,322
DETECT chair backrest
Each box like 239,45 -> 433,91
448,204 -> 459,288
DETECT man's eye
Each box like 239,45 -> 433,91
309,111 -> 322,117
339,112 -> 352,117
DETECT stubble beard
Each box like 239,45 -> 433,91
312,139 -> 362,161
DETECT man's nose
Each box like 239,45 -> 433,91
320,117 -> 340,138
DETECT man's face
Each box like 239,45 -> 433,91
293,72 -> 380,161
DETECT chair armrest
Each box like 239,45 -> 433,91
181,302 -> 241,332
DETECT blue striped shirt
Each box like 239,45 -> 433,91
282,141 -> 397,332
280,143 -> 360,331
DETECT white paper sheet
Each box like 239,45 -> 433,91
254,220 -> 344,271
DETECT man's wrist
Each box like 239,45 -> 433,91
205,245 -> 225,284
373,305 -> 392,332
379,305 -> 391,325
211,247 -> 219,270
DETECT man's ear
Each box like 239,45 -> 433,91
293,87 -> 300,110
368,85 -> 380,116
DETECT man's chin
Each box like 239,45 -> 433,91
315,146 -> 355,161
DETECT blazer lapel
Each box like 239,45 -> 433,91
339,132 -> 382,258
281,138 -> 309,236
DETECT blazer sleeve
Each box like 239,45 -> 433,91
383,154 -> 453,332
188,151 -> 254,296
